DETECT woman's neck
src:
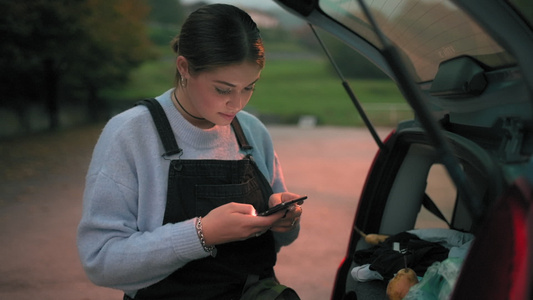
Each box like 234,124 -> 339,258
173,88 -> 214,129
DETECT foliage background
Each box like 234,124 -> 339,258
0,0 -> 411,137
0,0 -> 154,131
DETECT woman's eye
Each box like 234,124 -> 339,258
245,85 -> 255,92
216,87 -> 232,95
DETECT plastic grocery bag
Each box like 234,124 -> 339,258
404,257 -> 463,300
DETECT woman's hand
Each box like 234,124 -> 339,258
199,192 -> 304,246
200,202 -> 280,246
266,192 -> 304,233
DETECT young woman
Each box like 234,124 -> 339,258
77,4 -> 303,300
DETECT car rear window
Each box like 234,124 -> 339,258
319,0 -> 516,82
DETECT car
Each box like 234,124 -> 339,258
274,0 -> 532,299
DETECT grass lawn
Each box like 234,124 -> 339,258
102,57 -> 412,127
251,59 -> 409,126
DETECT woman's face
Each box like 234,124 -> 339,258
177,58 -> 261,128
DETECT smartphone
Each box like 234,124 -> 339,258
258,196 -> 307,216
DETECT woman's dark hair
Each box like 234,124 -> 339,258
171,4 -> 264,80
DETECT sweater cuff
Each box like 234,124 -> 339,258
273,224 -> 300,252
170,218 -> 210,261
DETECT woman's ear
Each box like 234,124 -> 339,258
176,56 -> 190,79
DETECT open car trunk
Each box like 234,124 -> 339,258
333,119 -> 532,299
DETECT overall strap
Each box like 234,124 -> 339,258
136,99 -> 182,157
231,117 -> 253,151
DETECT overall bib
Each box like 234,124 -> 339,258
131,99 -> 277,300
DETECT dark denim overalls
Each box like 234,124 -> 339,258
130,99 -> 277,300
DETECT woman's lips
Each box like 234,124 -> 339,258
219,112 -> 236,121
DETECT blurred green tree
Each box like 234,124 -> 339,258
0,0 -> 86,130
75,0 -> 154,121
0,0 -> 153,131
147,0 -> 184,26
146,0 -> 185,46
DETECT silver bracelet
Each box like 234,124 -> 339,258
195,217 -> 217,257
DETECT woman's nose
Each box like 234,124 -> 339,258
227,94 -> 242,110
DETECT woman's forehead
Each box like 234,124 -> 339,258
202,62 -> 262,85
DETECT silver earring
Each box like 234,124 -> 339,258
180,76 -> 187,88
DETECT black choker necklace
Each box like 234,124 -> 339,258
173,91 -> 205,120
